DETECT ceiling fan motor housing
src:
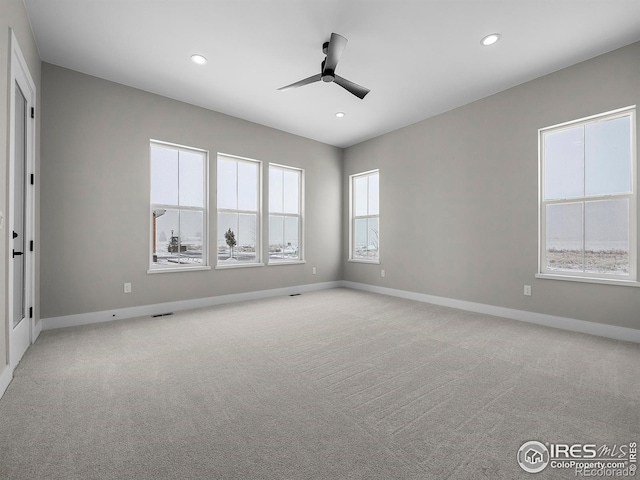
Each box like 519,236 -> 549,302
321,60 -> 335,82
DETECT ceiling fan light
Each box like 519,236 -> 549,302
481,33 -> 501,46
191,54 -> 208,65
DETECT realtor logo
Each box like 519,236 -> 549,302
518,441 -> 550,473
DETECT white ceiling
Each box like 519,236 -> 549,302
24,0 -> 640,148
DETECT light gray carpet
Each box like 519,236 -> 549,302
1,288 -> 638,479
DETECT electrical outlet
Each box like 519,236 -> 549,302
524,285 -> 531,296
381,269 -> 385,277
312,267 -> 316,275
124,282 -> 132,294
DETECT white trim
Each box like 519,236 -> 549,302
149,141 -> 209,271
343,281 -> 640,343
538,106 -> 637,283
349,169 -> 380,262
268,163 -> 304,263
147,266 -> 211,274
0,366 -> 12,400
150,138 -> 209,154
268,260 -> 307,266
41,281 -> 343,331
8,30 -> 37,370
540,105 -> 636,133
348,259 -> 381,265
215,262 -> 265,270
217,151 -> 262,164
535,273 -> 640,287
32,319 -> 42,343
216,153 -> 263,267
41,280 -> 640,343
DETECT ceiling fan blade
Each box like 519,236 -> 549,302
334,75 -> 370,99
324,33 -> 347,73
278,74 -> 322,91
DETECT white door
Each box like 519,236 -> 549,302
9,31 -> 35,369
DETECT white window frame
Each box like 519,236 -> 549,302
349,169 -> 380,264
268,163 -> 305,265
148,140 -> 210,274
216,153 -> 263,269
536,106 -> 639,287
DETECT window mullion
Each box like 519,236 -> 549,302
581,127 -> 585,273
153,204 -> 205,213
219,208 -> 257,215
235,161 -> 239,211
581,200 -> 586,273
545,193 -> 632,206
281,168 -> 285,215
177,151 -> 181,259
582,125 -> 586,199
366,175 -> 370,216
282,215 -> 286,252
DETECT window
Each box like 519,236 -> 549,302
350,170 -> 379,262
217,154 -> 261,266
269,164 -> 303,263
150,141 -> 208,271
538,106 -> 637,284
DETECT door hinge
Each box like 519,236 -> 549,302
30,174 -> 34,185
29,307 -> 33,319
31,107 -> 35,119
30,240 -> 34,252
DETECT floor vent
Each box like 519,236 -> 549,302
151,312 -> 174,318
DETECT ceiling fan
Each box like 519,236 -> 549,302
278,33 -> 370,99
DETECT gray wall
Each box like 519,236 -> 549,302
1,1 -> 41,374
40,64 -> 342,319
35,40 -> 640,332
343,41 -> 640,331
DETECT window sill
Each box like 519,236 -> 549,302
535,273 -> 640,288
348,259 -> 381,265
148,266 -> 211,274
215,262 -> 265,270
268,260 -> 306,266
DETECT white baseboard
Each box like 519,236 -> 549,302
42,281 -> 343,331
343,281 -> 640,344
0,365 -> 12,400
40,279 -> 640,344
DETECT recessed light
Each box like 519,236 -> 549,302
191,54 -> 208,65
335,112 -> 345,118
480,33 -> 501,46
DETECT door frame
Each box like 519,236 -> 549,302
7,29 -> 36,370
